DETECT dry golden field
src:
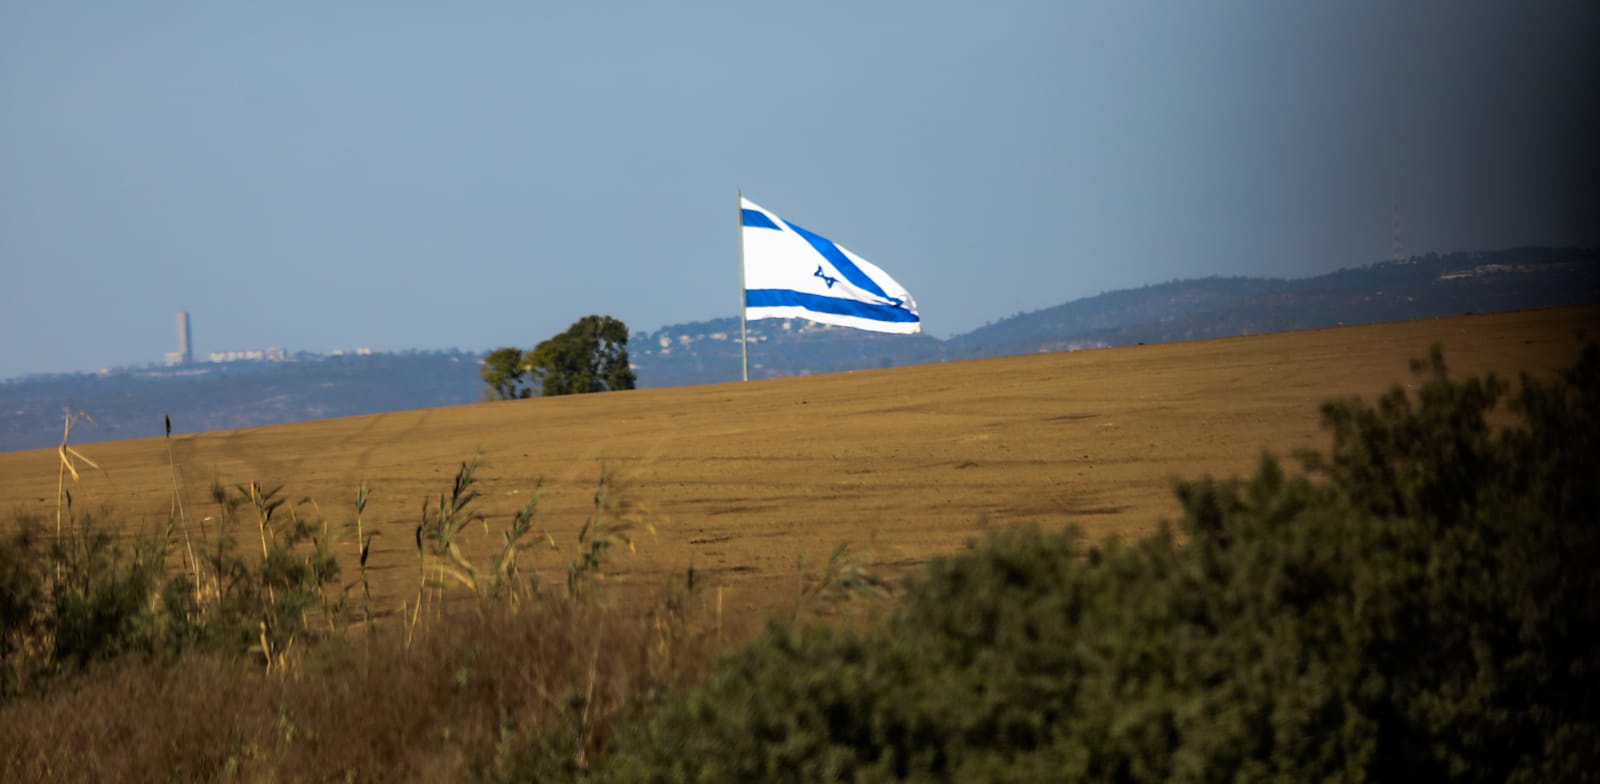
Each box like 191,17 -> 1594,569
3,305 -> 1595,626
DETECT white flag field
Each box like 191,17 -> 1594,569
740,197 -> 921,334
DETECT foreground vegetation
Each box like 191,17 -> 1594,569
2,342 -> 1595,781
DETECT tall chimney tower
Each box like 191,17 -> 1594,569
177,311 -> 193,364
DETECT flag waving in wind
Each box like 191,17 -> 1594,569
740,197 -> 921,334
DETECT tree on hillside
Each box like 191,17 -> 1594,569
480,347 -> 532,401
525,315 -> 637,397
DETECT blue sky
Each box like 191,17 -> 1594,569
2,1 -> 1596,379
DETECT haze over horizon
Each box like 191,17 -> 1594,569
3,2 -> 1597,380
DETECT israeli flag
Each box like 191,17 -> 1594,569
741,197 -> 921,334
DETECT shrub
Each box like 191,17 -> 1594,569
3,479 -> 350,696
1,512 -> 171,698
601,342 -> 1600,782
1,461 -> 715,782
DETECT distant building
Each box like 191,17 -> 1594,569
208,347 -> 288,363
210,349 -> 263,363
177,311 -> 193,364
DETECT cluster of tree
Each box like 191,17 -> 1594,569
480,315 -> 637,400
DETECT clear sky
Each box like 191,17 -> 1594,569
3,1 -> 1596,380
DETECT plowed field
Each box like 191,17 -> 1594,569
4,306 -> 1594,626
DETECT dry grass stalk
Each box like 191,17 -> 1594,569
54,409 -> 104,537
244,481 -> 285,607
348,482 -> 378,638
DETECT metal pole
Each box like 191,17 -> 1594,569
738,189 -> 749,382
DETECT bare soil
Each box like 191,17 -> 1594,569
4,305 -> 1595,627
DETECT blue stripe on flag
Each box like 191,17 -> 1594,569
780,219 -> 898,304
746,289 -> 920,323
741,209 -> 780,229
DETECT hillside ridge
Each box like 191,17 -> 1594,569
4,246 -> 1596,451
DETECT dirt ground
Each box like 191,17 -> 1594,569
3,305 -> 1595,627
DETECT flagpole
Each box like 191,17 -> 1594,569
737,188 -> 749,382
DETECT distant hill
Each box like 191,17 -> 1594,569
945,246 -> 1599,357
632,246 -> 1600,381
3,247 -> 1596,452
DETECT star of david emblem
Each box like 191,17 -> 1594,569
814,265 -> 839,289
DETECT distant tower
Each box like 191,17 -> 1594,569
177,311 -> 193,364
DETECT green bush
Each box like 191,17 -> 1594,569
184,481 -> 344,662
1,512 -> 170,698
601,343 -> 1600,782
1,480 -> 347,698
